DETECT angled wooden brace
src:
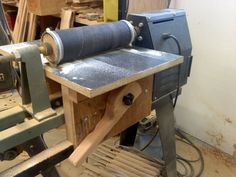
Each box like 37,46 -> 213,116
69,82 -> 142,166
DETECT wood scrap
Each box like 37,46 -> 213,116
13,0 -> 38,42
12,0 -> 27,42
60,8 -> 75,29
27,13 -> 37,41
70,0 -> 103,25
128,0 -> 168,13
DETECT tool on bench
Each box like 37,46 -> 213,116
0,9 -> 192,177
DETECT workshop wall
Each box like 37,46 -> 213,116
171,0 -> 236,157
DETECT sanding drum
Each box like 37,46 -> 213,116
41,20 -> 136,65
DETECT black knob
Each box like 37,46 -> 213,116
123,93 -> 134,105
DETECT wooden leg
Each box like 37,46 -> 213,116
61,85 -> 78,146
69,82 -> 142,166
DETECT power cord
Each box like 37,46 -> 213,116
176,129 -> 204,177
162,33 -> 182,108
139,127 -> 204,177
140,127 -> 159,151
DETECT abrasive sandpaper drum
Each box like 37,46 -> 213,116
41,20 -> 136,65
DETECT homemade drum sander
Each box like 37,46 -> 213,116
0,9 -> 192,177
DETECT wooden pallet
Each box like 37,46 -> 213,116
79,142 -> 164,177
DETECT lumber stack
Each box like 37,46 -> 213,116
13,0 -> 37,42
27,0 -> 66,16
2,0 -> 18,7
71,0 -> 103,25
78,142 -> 164,177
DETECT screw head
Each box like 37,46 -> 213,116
138,22 -> 144,28
137,36 -> 143,41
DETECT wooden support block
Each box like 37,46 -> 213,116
128,0 -> 168,13
13,0 -> 27,42
26,13 -> 37,41
27,0 -> 66,16
69,81 -> 142,166
60,8 -> 75,29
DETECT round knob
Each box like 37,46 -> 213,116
123,93 -> 134,105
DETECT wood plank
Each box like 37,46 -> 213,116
26,13 -> 37,41
96,147 -> 160,173
68,82 -> 142,166
95,149 -> 159,176
60,8 -> 75,29
13,0 -> 27,42
91,153 -> 152,177
128,0 -> 168,13
27,0 -> 66,16
82,163 -> 116,177
61,85 -> 79,145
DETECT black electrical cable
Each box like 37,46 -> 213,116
176,138 -> 201,163
176,157 -> 189,176
140,127 -> 159,151
162,33 -> 182,108
176,129 -> 205,177
162,34 -> 182,55
177,157 -> 195,177
137,126 -> 204,176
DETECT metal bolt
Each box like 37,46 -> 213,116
123,93 -> 134,106
145,89 -> 148,93
138,22 -> 144,28
154,97 -> 157,100
137,36 -> 143,41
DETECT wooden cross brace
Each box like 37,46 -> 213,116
69,82 -> 142,166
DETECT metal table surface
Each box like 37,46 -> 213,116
45,47 -> 183,98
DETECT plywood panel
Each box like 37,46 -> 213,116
128,0 -> 168,13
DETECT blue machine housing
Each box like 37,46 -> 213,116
128,9 -> 192,101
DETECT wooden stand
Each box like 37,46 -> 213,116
59,76 -> 153,165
